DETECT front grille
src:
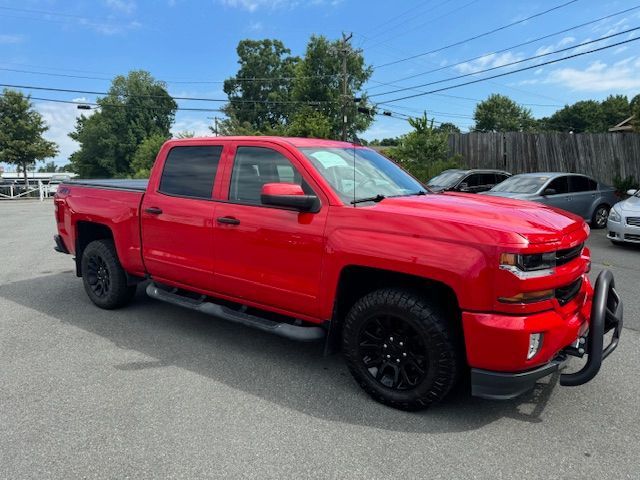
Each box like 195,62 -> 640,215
626,217 -> 640,227
555,243 -> 583,266
555,278 -> 583,306
624,233 -> 640,242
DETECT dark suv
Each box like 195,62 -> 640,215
427,169 -> 511,193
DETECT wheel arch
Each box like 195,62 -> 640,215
75,221 -> 114,276
326,265 -> 462,353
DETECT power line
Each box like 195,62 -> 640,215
373,0 -> 580,69
377,35 -> 640,105
2,94 -> 225,113
367,5 -> 640,89
0,83 -> 336,105
371,27 -> 640,98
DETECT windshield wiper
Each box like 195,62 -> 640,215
351,194 -> 386,204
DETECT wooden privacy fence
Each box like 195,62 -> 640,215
448,132 -> 640,185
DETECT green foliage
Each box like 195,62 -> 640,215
368,137 -> 400,147
0,89 -> 58,185
286,107 -> 332,138
292,35 -> 374,138
220,39 -> 299,134
69,71 -> 177,178
175,130 -> 195,138
435,122 -> 461,134
387,113 -> 460,182
38,161 -> 58,172
539,95 -> 633,132
613,175 -> 639,197
131,133 -> 169,178
474,94 -> 535,132
220,35 -> 373,139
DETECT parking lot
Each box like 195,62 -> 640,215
1,200 -> 639,479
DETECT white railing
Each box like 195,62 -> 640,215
0,181 -> 52,201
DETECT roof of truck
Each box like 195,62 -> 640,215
166,136 -> 360,148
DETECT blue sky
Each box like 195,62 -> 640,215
1,0 -> 639,167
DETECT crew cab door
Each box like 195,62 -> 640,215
212,142 -> 328,319
140,144 -> 224,290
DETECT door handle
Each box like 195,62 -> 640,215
145,207 -> 163,215
217,216 -> 240,225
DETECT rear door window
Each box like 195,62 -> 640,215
159,145 -> 223,199
569,175 -> 594,192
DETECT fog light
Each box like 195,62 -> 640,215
527,333 -> 543,360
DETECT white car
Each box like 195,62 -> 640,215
607,189 -> 640,245
47,174 -> 71,194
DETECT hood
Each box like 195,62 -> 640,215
617,195 -> 640,212
373,192 -> 585,244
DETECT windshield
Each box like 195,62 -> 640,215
490,175 -> 549,194
300,147 -> 425,204
427,170 -> 466,188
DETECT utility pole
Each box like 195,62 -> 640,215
207,116 -> 220,136
340,32 -> 352,142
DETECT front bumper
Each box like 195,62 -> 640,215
470,270 -> 623,400
607,217 -> 640,243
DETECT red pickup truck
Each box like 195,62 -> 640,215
53,136 -> 623,410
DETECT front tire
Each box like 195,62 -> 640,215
81,239 -> 136,309
591,204 -> 609,229
342,288 -> 461,411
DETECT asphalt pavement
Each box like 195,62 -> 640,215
1,200 -> 639,479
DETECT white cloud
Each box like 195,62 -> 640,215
34,98 -> 95,166
78,18 -> 141,35
454,52 -> 524,74
543,57 -> 640,92
104,0 -> 137,14
0,34 -> 26,44
247,21 -> 263,32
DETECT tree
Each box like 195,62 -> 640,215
0,89 -> 58,187
69,71 -> 177,177
538,100 -> 603,133
292,35 -> 374,139
285,107 -> 332,138
130,133 -> 169,178
220,39 -> 299,135
389,113 -> 460,181
174,130 -> 195,138
474,94 -> 534,132
435,122 -> 461,134
38,161 -> 58,172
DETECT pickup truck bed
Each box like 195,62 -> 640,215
68,179 -> 149,191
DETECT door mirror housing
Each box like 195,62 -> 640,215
261,183 -> 319,212
626,189 -> 638,196
458,182 -> 469,192
542,188 -> 557,196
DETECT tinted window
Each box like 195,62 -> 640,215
569,175 -> 596,192
427,170 -> 466,188
159,146 -> 222,199
230,147 -> 310,204
547,176 -> 569,194
464,174 -> 481,187
495,173 -> 510,183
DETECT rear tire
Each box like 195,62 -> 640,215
591,204 -> 609,229
342,288 -> 462,411
81,239 -> 136,309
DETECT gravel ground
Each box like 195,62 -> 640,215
1,200 -> 639,479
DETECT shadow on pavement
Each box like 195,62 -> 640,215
1,272 -> 562,433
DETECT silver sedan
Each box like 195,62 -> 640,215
607,189 -> 640,245
482,172 -> 619,229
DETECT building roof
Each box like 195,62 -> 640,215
609,115 -> 635,132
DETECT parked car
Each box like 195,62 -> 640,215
483,172 -> 618,229
426,169 -> 511,193
53,137 -> 622,410
607,188 -> 640,245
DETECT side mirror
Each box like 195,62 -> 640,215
627,189 -> 638,196
261,183 -> 318,212
542,188 -> 557,196
458,182 -> 469,192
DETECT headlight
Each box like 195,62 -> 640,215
500,252 -> 555,278
608,208 -> 621,223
